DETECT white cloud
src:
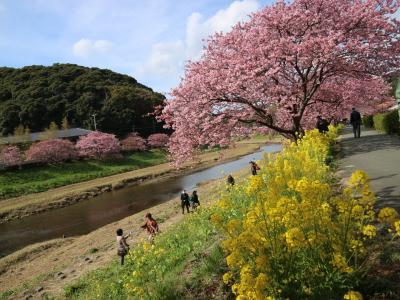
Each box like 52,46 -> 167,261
186,0 -> 260,59
72,38 -> 113,58
138,41 -> 185,76
137,0 -> 260,88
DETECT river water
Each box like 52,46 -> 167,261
0,144 -> 282,257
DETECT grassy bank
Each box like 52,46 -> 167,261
64,208 -> 231,300
0,150 -> 167,199
0,165 -> 251,300
60,128 -> 400,300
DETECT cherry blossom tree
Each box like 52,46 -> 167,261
76,132 -> 121,159
26,139 -> 78,163
121,132 -> 147,151
147,133 -> 169,148
0,146 -> 23,166
162,0 -> 399,164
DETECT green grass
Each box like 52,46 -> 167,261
0,150 -> 167,199
64,208 -> 232,300
0,290 -> 16,300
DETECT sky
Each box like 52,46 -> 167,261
0,0 -> 272,94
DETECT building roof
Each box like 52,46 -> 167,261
0,128 -> 93,144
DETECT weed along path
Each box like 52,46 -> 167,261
338,126 -> 400,210
0,144 -> 282,257
0,145 -> 281,300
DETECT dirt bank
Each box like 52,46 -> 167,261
0,141 -> 269,224
0,167 -> 250,300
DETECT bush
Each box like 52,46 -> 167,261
0,146 -> 22,166
373,110 -> 400,135
147,133 -> 169,148
76,132 -> 121,159
26,139 -> 77,163
212,127 -> 397,299
362,115 -> 374,128
121,132 -> 147,151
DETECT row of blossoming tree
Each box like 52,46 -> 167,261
161,0 -> 399,166
0,132 -> 169,167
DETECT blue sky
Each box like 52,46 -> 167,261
0,0 -> 272,94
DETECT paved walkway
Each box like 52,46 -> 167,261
338,126 -> 400,211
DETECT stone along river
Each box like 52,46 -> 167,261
0,144 -> 282,257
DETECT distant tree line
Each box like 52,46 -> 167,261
0,63 -> 166,137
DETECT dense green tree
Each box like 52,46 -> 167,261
0,64 -> 165,137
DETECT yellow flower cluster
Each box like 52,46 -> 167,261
378,207 -> 398,225
343,290 -> 363,300
213,127 -> 389,299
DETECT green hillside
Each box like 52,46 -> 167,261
0,64 -> 165,137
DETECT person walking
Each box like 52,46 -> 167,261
227,174 -> 235,186
116,228 -> 130,265
316,116 -> 329,133
249,161 -> 260,175
350,107 -> 361,138
181,190 -> 190,214
140,213 -> 159,243
190,190 -> 200,210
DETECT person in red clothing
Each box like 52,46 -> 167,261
140,213 -> 159,243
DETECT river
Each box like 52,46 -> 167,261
0,144 -> 282,257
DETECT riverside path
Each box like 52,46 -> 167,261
338,126 -> 400,211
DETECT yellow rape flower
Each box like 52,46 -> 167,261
223,272 -> 233,284
210,213 -> 222,224
285,227 -> 305,249
362,225 -> 376,239
394,220 -> 400,237
378,207 -> 398,225
332,253 -> 353,273
343,290 -> 363,300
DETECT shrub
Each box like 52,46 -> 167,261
362,115 -> 374,128
373,110 -> 400,135
26,139 -> 77,163
147,133 -> 169,148
76,132 -> 121,159
121,133 -> 147,151
0,146 -> 23,166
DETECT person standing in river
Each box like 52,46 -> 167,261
116,228 -> 130,265
181,190 -> 190,214
350,107 -> 362,138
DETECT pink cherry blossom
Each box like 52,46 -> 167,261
0,146 -> 23,166
162,0 -> 399,165
76,132 -> 121,159
147,133 -> 169,148
26,139 -> 78,163
121,132 -> 147,151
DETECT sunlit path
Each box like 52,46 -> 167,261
339,126 -> 400,211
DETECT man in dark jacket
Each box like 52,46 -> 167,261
316,116 -> 329,133
180,190 -> 190,214
350,108 -> 361,138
